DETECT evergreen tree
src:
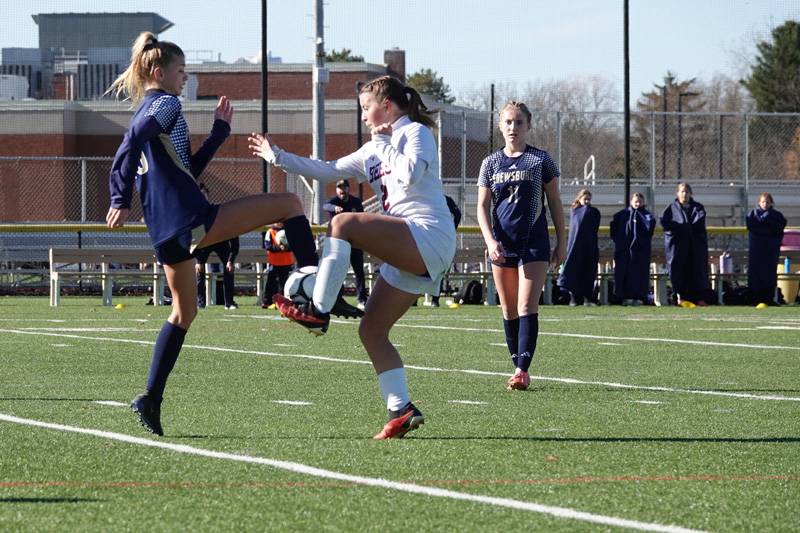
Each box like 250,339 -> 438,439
406,68 -> 454,104
742,20 -> 800,112
325,48 -> 364,62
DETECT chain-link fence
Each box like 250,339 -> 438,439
2,110 -> 799,227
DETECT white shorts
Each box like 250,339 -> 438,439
379,216 -> 456,295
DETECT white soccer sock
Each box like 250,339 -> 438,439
377,367 -> 410,411
312,237 -> 351,314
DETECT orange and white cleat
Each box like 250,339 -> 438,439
273,294 -> 330,336
506,370 -> 530,391
373,403 -> 424,440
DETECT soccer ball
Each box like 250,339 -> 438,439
275,229 -> 289,247
284,266 -> 317,304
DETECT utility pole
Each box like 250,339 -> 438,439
311,0 -> 328,223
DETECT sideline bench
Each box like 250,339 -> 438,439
49,247 -> 271,307
49,248 -> 161,307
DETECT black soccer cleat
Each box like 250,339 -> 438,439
331,293 -> 365,319
130,393 -> 164,436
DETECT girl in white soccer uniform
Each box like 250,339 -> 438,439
249,76 -> 456,439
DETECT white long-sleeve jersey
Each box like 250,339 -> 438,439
269,115 -> 451,225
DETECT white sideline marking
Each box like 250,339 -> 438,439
628,401 -> 664,405
690,328 -> 755,332
94,400 -> 127,407
598,342 -> 624,346
756,326 -> 798,330
18,327 -> 157,333
449,400 -> 487,405
391,323 -> 800,352
272,343 -> 297,347
50,344 -> 72,347
271,400 -> 312,406
1,329 -> 798,403
0,412 -> 704,533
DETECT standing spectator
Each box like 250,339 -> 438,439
660,182 -> 710,306
261,222 -> 295,309
610,192 -> 656,305
746,192 -> 787,306
323,179 -> 368,309
430,195 -> 462,307
195,237 -> 239,309
477,100 -> 566,391
558,188 -> 601,306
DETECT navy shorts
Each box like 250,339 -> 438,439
154,205 -> 220,266
492,240 -> 551,268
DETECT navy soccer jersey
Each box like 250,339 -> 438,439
109,89 -> 230,247
477,145 -> 559,253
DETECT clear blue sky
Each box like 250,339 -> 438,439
2,0 -> 799,108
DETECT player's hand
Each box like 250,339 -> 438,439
371,122 -> 393,136
248,132 -> 278,162
106,207 -> 129,228
487,240 -> 504,263
550,243 -> 566,268
215,96 -> 233,124
334,206 -> 343,214
226,261 -> 235,273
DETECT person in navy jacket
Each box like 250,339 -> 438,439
746,192 -> 787,305
610,192 -> 656,305
558,189 -> 601,306
660,182 -> 710,306
105,32 -> 319,436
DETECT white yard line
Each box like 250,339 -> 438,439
93,400 -> 127,407
271,400 -> 312,406
0,412 -> 704,533
1,328 -> 798,403
391,324 -> 800,352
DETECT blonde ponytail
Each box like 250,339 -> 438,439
106,31 -> 184,103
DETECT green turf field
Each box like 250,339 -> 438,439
0,296 -> 798,531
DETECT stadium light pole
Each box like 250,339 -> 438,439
623,0 -> 631,204
261,0 -> 268,193
677,91 -> 698,180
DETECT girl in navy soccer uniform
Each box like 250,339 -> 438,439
477,101 -> 566,391
106,32 -> 319,436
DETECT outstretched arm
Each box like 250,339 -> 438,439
249,133 -> 364,183
190,96 -> 232,178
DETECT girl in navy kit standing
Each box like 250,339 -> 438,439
477,101 -> 566,391
106,32 -> 319,436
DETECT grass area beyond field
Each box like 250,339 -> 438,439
0,296 -> 798,532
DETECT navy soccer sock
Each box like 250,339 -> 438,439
502,317 -> 520,367
145,321 -> 187,403
516,313 -> 539,372
283,215 -> 318,268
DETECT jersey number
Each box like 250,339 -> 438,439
381,184 -> 390,211
507,184 -> 520,204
